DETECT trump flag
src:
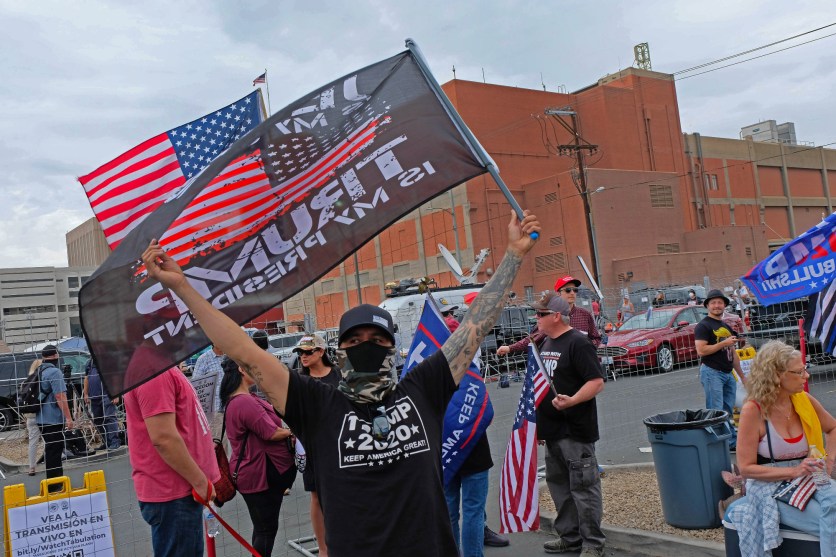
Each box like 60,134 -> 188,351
402,296 -> 494,486
741,211 -> 836,306
80,49 -> 488,395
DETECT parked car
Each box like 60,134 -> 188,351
628,285 -> 707,313
0,350 -> 92,431
480,305 -> 536,375
597,305 -> 743,376
745,298 -> 833,362
267,332 -> 308,369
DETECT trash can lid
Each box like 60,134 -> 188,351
643,409 -> 729,431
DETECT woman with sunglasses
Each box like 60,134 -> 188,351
294,334 -> 340,557
728,340 -> 836,556
220,356 -> 297,557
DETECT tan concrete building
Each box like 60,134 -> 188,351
0,266 -> 97,352
67,216 -> 111,268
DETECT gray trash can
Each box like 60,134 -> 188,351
643,409 -> 733,529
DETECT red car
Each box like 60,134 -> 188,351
598,305 -> 743,375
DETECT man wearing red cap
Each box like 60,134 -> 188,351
496,276 -> 601,358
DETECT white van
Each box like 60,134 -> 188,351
379,286 -> 483,354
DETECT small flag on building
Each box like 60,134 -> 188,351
498,343 -> 550,533
253,72 -> 267,86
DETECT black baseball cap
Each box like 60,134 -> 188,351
41,344 -> 58,358
338,304 -> 395,344
251,329 -> 269,350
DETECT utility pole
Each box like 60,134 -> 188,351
544,108 -> 601,284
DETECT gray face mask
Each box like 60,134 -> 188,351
335,342 -> 398,403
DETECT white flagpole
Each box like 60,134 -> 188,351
263,69 -> 272,115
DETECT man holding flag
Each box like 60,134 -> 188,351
533,293 -> 606,557
140,210 -> 540,557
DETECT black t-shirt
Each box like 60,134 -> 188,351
536,329 -> 604,443
694,316 -> 735,372
283,351 -> 458,557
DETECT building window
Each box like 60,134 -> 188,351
649,185 -> 674,208
544,192 -> 558,204
68,277 -> 79,288
68,304 -> 79,311
392,262 -> 410,279
534,253 -> 566,273
710,174 -> 718,191
68,291 -> 79,298
657,243 -> 681,254
320,279 -> 334,293
58,305 -> 67,312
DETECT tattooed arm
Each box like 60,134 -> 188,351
442,211 -> 540,385
142,241 -> 291,414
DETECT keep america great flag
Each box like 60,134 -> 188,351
80,49 -> 489,395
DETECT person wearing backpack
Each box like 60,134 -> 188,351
35,345 -> 74,491
24,359 -> 43,476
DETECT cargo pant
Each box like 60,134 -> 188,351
545,437 -> 605,550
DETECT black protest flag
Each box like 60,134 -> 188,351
80,50 -> 488,395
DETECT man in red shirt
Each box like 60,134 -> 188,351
124,367 -> 220,557
496,276 -> 601,358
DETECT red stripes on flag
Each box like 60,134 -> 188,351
499,421 -> 541,533
498,345 -> 551,533
79,134 -> 185,249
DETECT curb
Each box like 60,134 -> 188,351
539,511 -> 724,557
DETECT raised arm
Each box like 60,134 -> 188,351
142,241 -> 291,414
442,211 -> 540,384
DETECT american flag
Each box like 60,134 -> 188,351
253,72 -> 267,85
499,343 -> 551,533
805,278 -> 836,355
78,91 -> 263,249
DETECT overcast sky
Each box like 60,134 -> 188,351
1,0 -> 834,268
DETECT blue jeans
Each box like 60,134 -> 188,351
139,495 -> 204,557
699,364 -> 738,447
444,469 -> 489,557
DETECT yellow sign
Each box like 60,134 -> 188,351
4,471 -> 115,557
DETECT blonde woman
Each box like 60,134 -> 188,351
25,358 -> 43,475
729,340 -> 836,556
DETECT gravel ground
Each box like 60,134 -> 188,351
0,428 -> 39,467
540,467 -> 726,544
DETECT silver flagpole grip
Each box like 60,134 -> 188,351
404,38 -> 539,240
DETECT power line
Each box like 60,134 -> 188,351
674,22 -> 836,75
677,30 -> 836,80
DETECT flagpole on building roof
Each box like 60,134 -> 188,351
405,38 -> 538,240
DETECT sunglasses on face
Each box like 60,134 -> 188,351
298,348 -> 319,356
535,311 -> 554,318
372,405 -> 390,442
562,287 -> 579,293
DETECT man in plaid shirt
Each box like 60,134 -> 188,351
496,276 -> 601,357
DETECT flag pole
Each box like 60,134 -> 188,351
263,69 -> 272,115
405,38 -> 538,240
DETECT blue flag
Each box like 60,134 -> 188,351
403,296 -> 494,486
742,212 -> 836,305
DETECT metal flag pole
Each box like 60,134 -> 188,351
263,69 -> 272,115
405,38 -> 538,240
